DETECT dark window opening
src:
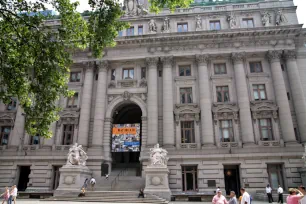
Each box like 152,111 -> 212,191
179,65 -> 191,76
141,67 -> 146,79
62,124 -> 74,145
18,166 -> 31,191
181,121 -> 195,143
216,86 -> 230,102
182,166 -> 198,191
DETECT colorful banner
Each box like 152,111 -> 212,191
111,124 -> 140,152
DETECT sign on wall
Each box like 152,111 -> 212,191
111,123 -> 140,152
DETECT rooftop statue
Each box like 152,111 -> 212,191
275,9 -> 287,26
149,144 -> 169,166
148,19 -> 157,32
227,12 -> 237,29
66,143 -> 88,166
261,11 -> 272,27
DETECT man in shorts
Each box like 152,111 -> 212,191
90,177 -> 96,191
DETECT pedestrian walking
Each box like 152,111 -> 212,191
229,191 -> 238,204
212,190 -> 228,204
277,185 -> 284,204
216,186 -> 221,194
89,177 -> 96,191
287,188 -> 304,204
298,186 -> 306,204
105,174 -> 109,180
82,178 -> 88,190
1,187 -> 10,204
240,188 -> 251,204
7,185 -> 17,204
266,184 -> 273,203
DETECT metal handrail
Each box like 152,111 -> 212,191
110,168 -> 127,190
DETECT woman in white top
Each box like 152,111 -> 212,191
266,184 -> 273,203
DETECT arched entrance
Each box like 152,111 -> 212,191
111,103 -> 142,176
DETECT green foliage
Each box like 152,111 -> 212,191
149,0 -> 193,13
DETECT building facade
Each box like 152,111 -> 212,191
0,0 -> 306,196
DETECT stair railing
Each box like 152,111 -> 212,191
110,168 -> 127,190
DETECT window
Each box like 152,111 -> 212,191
250,62 -> 263,73
30,134 -> 40,145
0,127 -> 11,145
62,124 -> 74,145
253,84 -> 267,100
180,88 -> 193,104
181,121 -> 195,143
267,164 -> 284,190
127,27 -> 134,36
7,97 -> 17,110
216,86 -> 230,102
138,25 -> 143,35
70,72 -> 81,82
243,18 -> 254,28
259,119 -> 273,141
219,120 -> 234,142
182,166 -> 198,191
177,23 -> 188,32
118,31 -> 123,37
111,69 -> 116,81
67,92 -> 78,108
123,68 -> 134,79
179,65 -> 191,76
210,21 -> 221,30
214,63 -> 227,75
141,67 -> 146,79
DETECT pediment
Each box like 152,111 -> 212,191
174,104 -> 200,114
250,101 -> 278,112
60,111 -> 80,118
212,103 -> 239,113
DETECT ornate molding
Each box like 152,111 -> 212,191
195,54 -> 210,65
283,50 -> 297,61
0,112 -> 16,126
231,52 -> 246,64
117,79 -> 137,88
266,50 -> 282,63
58,110 -> 80,127
146,57 -> 159,67
250,101 -> 278,120
139,78 -> 147,87
122,91 -> 132,100
108,81 -> 116,88
174,104 -> 200,125
212,103 -> 239,124
82,60 -> 95,71
98,60 -> 109,72
160,56 -> 173,67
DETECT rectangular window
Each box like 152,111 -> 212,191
138,25 -> 143,35
111,69 -> 116,81
259,119 -> 273,141
177,23 -> 188,32
182,166 -> 198,191
210,21 -> 221,30
253,84 -> 267,100
141,67 -> 146,79
70,72 -> 81,82
243,18 -> 254,28
216,86 -> 230,102
127,27 -> 134,36
0,127 -> 11,145
180,88 -> 193,104
30,134 -> 40,145
214,63 -> 227,75
7,97 -> 17,110
118,30 -> 123,37
250,62 -> 263,73
179,65 -> 191,76
123,68 -> 134,79
62,124 -> 74,145
181,121 -> 195,143
219,120 -> 234,142
67,92 -> 78,108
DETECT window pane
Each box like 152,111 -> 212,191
254,90 -> 259,100
179,67 -> 185,76
188,92 -> 193,103
186,67 -> 191,76
138,26 -> 143,35
223,129 -> 229,138
178,24 -> 182,32
260,90 -> 266,99
216,22 -> 220,30
224,91 -> 229,102
111,69 -> 116,80
217,92 -> 222,102
260,119 -> 267,126
184,24 -> 188,32
129,69 -> 134,79
181,93 -> 185,103
261,129 -> 269,139
210,22 -> 214,30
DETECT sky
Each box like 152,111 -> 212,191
73,0 -> 306,27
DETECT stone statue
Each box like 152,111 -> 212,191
137,4 -> 148,16
148,19 -> 157,32
275,9 -> 287,26
66,143 -> 88,166
195,15 -> 202,31
261,11 -> 272,27
162,17 -> 170,33
227,12 -> 237,29
124,0 -> 137,16
149,144 -> 169,166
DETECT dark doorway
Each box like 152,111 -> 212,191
182,166 -> 198,191
52,166 -> 61,190
111,104 -> 142,175
101,163 -> 109,176
18,166 -> 31,191
224,165 -> 241,196
267,164 -> 284,190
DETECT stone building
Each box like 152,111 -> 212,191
0,0 -> 306,197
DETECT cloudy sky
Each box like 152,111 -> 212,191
74,0 -> 306,27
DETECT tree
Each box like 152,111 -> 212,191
0,0 -> 191,139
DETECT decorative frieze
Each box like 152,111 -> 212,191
139,78 -> 147,87
146,57 -> 159,67
231,52 -> 246,64
212,103 -> 239,124
0,112 -> 16,126
174,104 -> 200,125
58,110 -> 80,127
266,50 -> 282,62
283,50 -> 297,60
161,56 -> 173,67
117,79 -> 137,88
250,101 -> 278,120
98,60 -> 109,72
195,54 -> 209,65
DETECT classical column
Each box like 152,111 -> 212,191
146,57 -> 159,147
161,56 -> 175,148
196,54 -> 215,147
232,52 -> 255,145
92,61 -> 108,148
78,61 -> 94,147
284,50 -> 306,142
267,50 -> 296,143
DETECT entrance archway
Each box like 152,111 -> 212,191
111,103 -> 142,176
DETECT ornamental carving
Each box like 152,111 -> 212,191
195,54 -> 209,65
139,78 -> 147,87
283,50 -> 297,60
266,50 -> 282,62
212,103 -> 239,124
195,15 -> 202,31
161,56 -> 173,67
82,61 -> 95,70
58,111 -> 80,127
98,60 -> 109,72
148,19 -> 157,33
0,113 -> 16,126
146,57 -> 159,67
227,12 -> 237,29
108,81 -> 116,88
250,101 -> 278,120
231,52 -> 246,64
275,9 -> 287,26
261,11 -> 272,27
122,91 -> 132,100
174,104 -> 200,125
162,17 -> 170,33
66,143 -> 88,166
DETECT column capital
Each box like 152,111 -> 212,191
195,54 -> 210,65
82,60 -> 95,71
97,60 -> 109,72
283,50 -> 297,61
160,56 -> 174,67
145,57 -> 159,68
267,50 -> 282,63
231,52 -> 246,64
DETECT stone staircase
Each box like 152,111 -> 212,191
45,191 -> 169,203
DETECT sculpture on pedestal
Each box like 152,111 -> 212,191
124,0 -> 148,16
195,15 -> 202,31
261,11 -> 272,27
275,9 -> 287,26
162,17 -> 170,33
149,144 -> 169,166
148,19 -> 157,32
66,143 -> 88,166
227,12 -> 237,29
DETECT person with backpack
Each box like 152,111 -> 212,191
89,177 -> 96,191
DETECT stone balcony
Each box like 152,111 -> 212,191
180,143 -> 198,149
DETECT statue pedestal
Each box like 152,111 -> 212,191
299,167 -> 306,186
54,165 -> 92,196
144,165 -> 171,201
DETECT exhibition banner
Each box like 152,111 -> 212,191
111,123 -> 140,152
